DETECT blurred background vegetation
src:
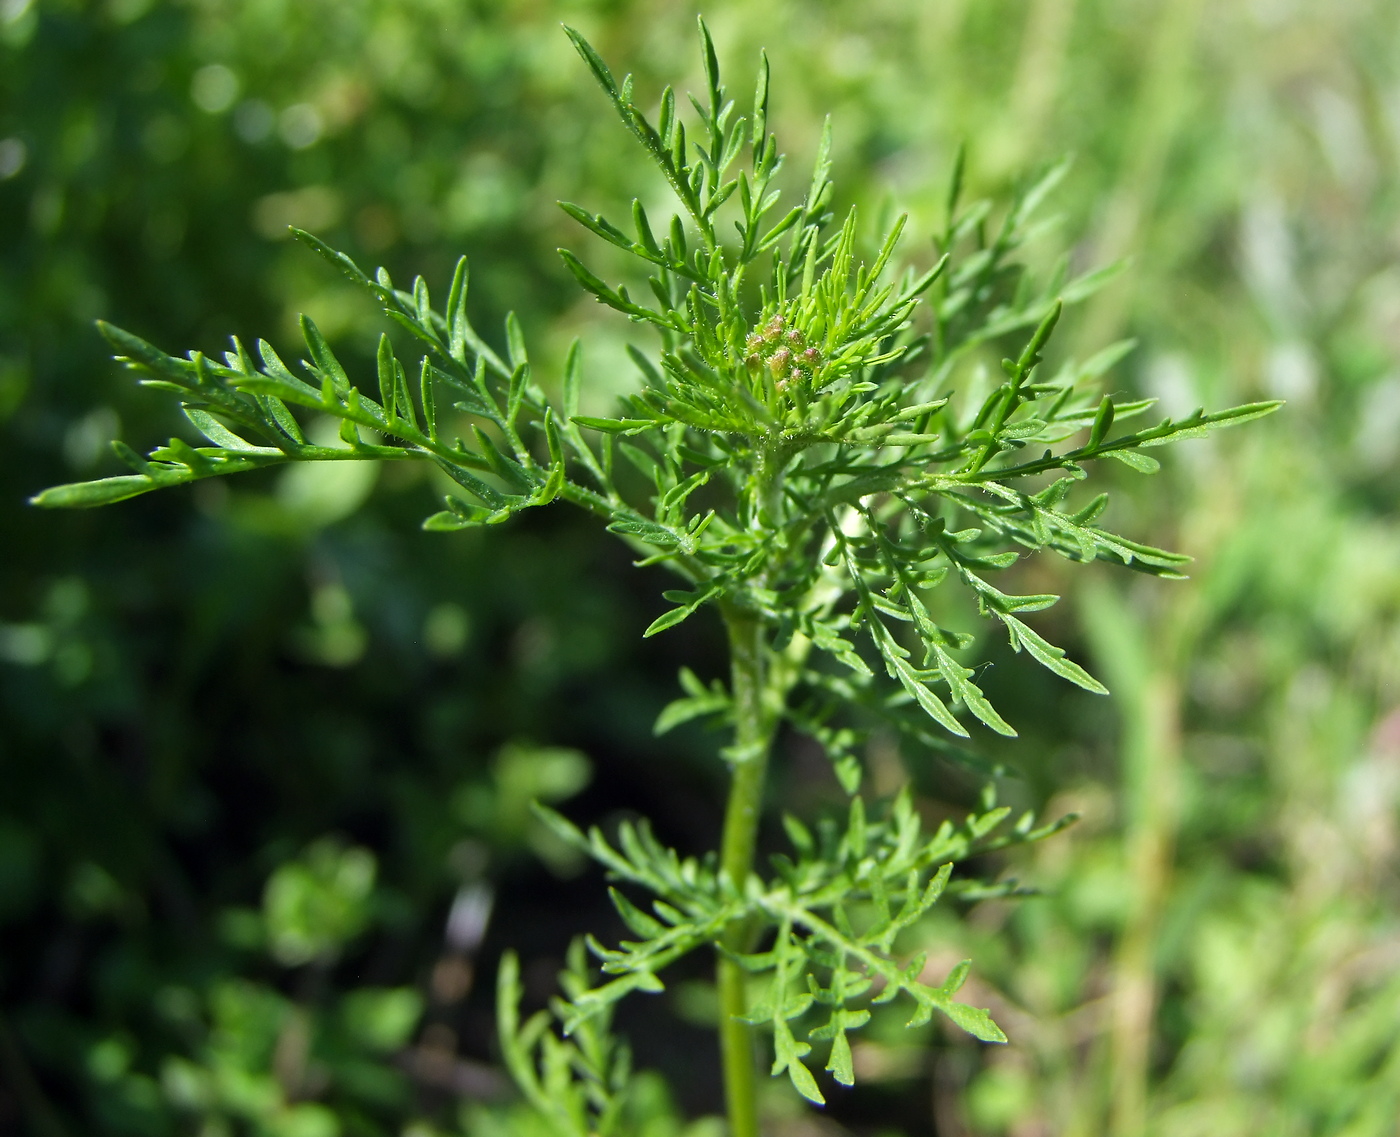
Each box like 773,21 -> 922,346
3,0 -> 1399,1134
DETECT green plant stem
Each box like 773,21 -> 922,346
717,604 -> 775,1137
717,939 -> 759,1137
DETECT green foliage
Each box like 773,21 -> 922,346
261,838 -> 377,966
28,2 -> 1400,1135
488,945 -> 715,1137
85,842 -> 423,1137
496,944 -> 635,1137
529,786 -> 1076,1105
35,21 -> 1274,745
454,741 -> 595,873
30,19 -> 1277,1131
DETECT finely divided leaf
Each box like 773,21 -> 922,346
1001,613 -> 1108,694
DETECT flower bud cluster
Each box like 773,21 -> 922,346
744,313 -> 823,391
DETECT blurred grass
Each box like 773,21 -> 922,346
2,0 -> 1400,1134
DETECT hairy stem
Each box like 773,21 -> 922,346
717,604 -> 776,1137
